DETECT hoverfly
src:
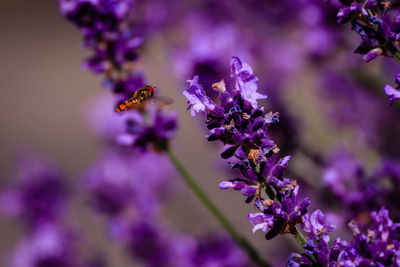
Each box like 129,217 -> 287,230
115,85 -> 172,115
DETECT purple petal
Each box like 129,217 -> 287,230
363,48 -> 381,62
183,76 -> 223,116
219,181 -> 234,190
383,84 -> 400,105
241,185 -> 257,196
230,57 -> 266,108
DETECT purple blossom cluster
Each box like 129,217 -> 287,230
84,150 -> 174,218
59,0 -> 140,89
317,71 -> 400,147
322,150 -> 400,223
289,207 -> 400,266
0,154 -> 68,229
58,0 -> 177,151
125,222 -> 251,267
10,223 -> 81,267
336,0 -> 400,104
0,154 -> 99,267
184,57 -> 310,240
117,105 -> 178,151
169,0 -> 347,157
184,57 -> 400,265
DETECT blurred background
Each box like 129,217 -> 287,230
1,0 -> 400,266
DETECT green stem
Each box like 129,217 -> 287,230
294,226 -> 307,247
294,226 -> 323,266
166,149 -> 271,267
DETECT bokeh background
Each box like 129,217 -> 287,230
1,0 -> 400,266
0,1 -> 281,265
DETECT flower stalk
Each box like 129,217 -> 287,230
166,149 -> 271,267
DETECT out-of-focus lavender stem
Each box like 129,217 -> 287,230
166,149 -> 271,267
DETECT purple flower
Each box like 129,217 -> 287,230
184,57 -> 310,241
183,58 -> 278,155
317,72 -> 395,143
287,252 -> 313,267
183,76 -> 224,116
336,0 -> 400,103
127,222 -> 174,266
363,47 -> 382,62
251,185 -> 310,240
84,150 -> 174,217
9,223 -> 80,267
321,149 -> 400,224
230,57 -> 267,109
191,234 -> 250,267
302,209 -> 335,243
349,207 -> 400,265
322,150 -> 365,200
291,207 -> 400,266
116,219 -> 251,266
58,0 -> 139,77
171,16 -> 252,99
369,207 -> 400,243
117,106 -> 178,151
219,180 -> 257,200
59,0 -> 178,152
384,84 -> 400,105
0,154 -> 68,229
247,213 -> 274,233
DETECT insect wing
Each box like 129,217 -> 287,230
150,95 -> 174,106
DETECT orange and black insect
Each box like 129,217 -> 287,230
115,85 -> 172,115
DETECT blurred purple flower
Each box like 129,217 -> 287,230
59,0 -> 139,75
101,211 -> 251,266
59,0 -> 178,152
127,222 -> 179,266
127,220 -> 251,267
117,106 -> 178,151
317,71 -> 400,149
10,223 -> 80,267
0,154 -> 68,229
191,234 -> 251,267
336,0 -> 400,104
322,149 -> 400,224
84,150 -> 174,217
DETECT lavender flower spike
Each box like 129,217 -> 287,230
184,57 -> 309,242
231,56 -> 266,108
